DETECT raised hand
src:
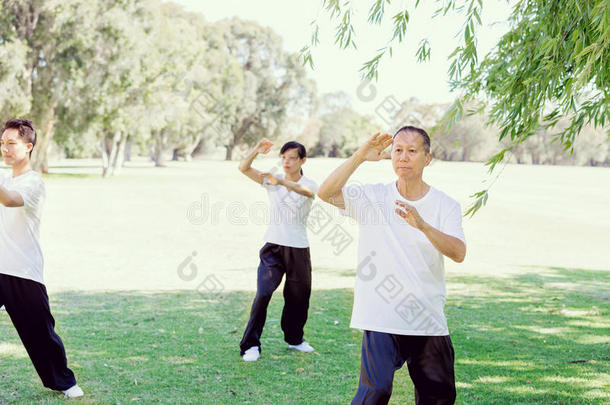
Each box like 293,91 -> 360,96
260,172 -> 280,186
395,200 -> 426,230
257,138 -> 273,154
355,132 -> 393,161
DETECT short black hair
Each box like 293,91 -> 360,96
280,141 -> 307,175
393,125 -> 430,153
280,141 -> 306,158
2,119 -> 37,155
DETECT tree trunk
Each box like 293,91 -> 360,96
225,119 -> 255,161
124,137 -> 133,162
184,134 -> 204,160
111,132 -> 127,176
106,132 -> 121,177
31,109 -> 56,173
100,137 -> 110,178
153,130 -> 166,167
532,154 -> 539,165
99,132 -> 121,177
225,144 -> 234,160
191,138 -> 205,157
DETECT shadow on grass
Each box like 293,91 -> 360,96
446,267 -> 609,404
0,266 -> 607,404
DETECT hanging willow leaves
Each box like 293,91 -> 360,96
303,0 -> 609,216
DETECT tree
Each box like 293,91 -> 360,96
0,37 -> 29,118
53,0 -> 216,174
166,16 -> 244,162
306,0 -> 609,215
219,18 -> 317,160
311,92 -> 377,157
0,0 -> 99,173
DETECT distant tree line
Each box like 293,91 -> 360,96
1,1 -> 605,177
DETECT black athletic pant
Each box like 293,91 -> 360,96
0,273 -> 77,391
352,331 -> 456,405
239,242 -> 312,355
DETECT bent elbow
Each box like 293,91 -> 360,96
454,248 -> 466,263
317,190 -> 330,203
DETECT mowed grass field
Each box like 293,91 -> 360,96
0,158 -> 608,404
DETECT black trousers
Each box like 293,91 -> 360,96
351,331 -> 456,405
0,273 -> 77,391
239,242 -> 312,355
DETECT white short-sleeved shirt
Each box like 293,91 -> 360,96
0,171 -> 46,284
341,182 -> 465,336
262,173 -> 319,248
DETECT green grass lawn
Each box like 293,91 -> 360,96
1,159 -> 609,403
1,266 -> 608,404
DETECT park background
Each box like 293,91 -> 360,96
0,0 -> 608,404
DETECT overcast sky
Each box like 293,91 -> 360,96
173,0 -> 512,121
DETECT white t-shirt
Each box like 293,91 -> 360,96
262,173 -> 318,248
341,182 -> 465,336
0,171 -> 46,284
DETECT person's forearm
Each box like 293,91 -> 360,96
421,223 -> 466,263
277,178 -> 314,198
318,153 -> 365,202
0,186 -> 24,207
238,148 -> 259,172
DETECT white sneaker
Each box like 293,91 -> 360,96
242,346 -> 260,362
288,341 -> 314,353
63,384 -> 84,398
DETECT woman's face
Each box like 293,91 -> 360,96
281,148 -> 305,175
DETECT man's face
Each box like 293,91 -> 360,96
1,129 -> 32,166
391,131 -> 431,179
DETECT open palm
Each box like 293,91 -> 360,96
356,132 -> 393,161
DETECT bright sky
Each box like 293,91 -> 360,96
174,0 -> 512,121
